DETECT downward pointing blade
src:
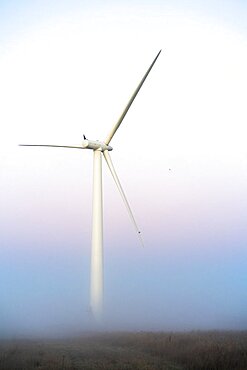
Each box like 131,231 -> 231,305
19,144 -> 84,149
103,150 -> 143,246
104,50 -> 161,145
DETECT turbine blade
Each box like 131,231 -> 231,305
104,50 -> 161,145
19,144 -> 84,149
103,150 -> 143,246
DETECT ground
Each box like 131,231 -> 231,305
0,331 -> 247,369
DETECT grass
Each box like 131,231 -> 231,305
0,331 -> 246,369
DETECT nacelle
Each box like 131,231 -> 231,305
82,139 -> 113,151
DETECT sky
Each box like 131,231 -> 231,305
0,0 -> 247,337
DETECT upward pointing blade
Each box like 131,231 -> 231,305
103,150 -> 143,246
104,50 -> 161,145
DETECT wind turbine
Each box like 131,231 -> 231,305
20,50 -> 161,321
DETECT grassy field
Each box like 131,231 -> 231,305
0,331 -> 246,369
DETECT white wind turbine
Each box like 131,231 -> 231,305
20,50 -> 161,321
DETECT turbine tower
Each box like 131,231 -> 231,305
20,50 -> 161,321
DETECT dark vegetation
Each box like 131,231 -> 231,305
0,331 -> 246,370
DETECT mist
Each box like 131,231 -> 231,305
1,237 -> 246,339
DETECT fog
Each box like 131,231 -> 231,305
1,240 -> 246,339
